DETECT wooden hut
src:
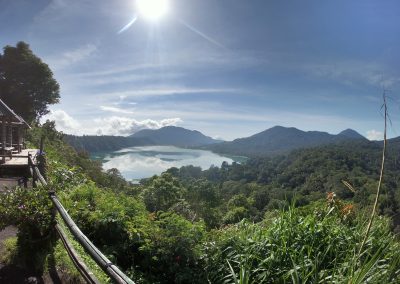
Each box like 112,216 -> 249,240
0,99 -> 30,163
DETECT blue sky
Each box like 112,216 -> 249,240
1,0 -> 399,140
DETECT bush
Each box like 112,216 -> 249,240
203,203 -> 400,283
0,185 -> 56,273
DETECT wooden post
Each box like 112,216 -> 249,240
38,136 -> 46,180
16,127 -> 20,152
40,136 -> 44,154
28,154 -> 36,187
2,116 -> 6,163
8,117 -> 12,149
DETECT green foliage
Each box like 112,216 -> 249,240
171,139 -> 400,228
55,177 -> 207,283
9,122 -> 398,283
58,182 -> 149,268
0,41 -> 60,122
140,212 -> 206,283
0,185 -> 56,272
51,220 -> 111,283
0,237 -> 18,265
184,179 -> 222,228
203,204 -> 400,283
142,173 -> 185,212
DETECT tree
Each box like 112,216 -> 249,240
0,41 -> 60,122
142,173 -> 184,212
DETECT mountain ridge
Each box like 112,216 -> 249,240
64,125 -> 372,156
130,126 -> 222,147
204,126 -> 367,157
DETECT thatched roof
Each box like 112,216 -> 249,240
0,99 -> 31,128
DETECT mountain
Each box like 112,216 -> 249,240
130,126 -> 222,147
338,129 -> 366,139
205,126 -> 366,157
64,126 -> 222,153
64,125 -> 369,156
63,135 -> 154,153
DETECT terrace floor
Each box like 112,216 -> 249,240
0,148 -> 38,168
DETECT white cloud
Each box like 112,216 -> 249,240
73,63 -> 158,78
42,110 -> 82,134
63,44 -> 97,63
46,44 -> 97,70
42,110 -> 182,136
80,72 -> 180,86
366,129 -> 383,140
212,135 -> 224,140
92,117 -> 183,136
100,106 -> 135,115
95,87 -> 239,99
305,61 -> 400,88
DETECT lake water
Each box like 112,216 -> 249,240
92,145 -> 246,181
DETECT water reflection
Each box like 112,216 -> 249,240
95,146 -> 243,181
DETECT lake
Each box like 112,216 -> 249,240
92,145 -> 246,182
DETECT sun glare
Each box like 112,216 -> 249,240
137,0 -> 169,21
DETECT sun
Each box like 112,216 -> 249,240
136,0 -> 169,21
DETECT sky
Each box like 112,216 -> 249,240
1,0 -> 400,141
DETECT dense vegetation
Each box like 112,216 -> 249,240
1,122 -> 399,283
204,126 -> 367,157
64,134 -> 153,153
0,42 -> 60,122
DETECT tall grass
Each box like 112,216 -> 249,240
203,202 -> 400,283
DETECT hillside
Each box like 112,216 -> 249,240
64,126 -> 222,153
205,125 -> 367,156
63,135 -> 153,153
131,126 -> 222,147
1,124 -> 399,283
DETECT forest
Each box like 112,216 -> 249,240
1,121 -> 399,283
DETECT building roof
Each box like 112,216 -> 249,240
0,99 -> 31,128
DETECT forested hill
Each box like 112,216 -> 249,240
131,126 -> 222,147
63,135 -> 153,153
204,125 -> 368,157
64,126 -> 222,153
168,137 -> 400,229
64,125 -> 369,156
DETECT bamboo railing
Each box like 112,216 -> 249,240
28,154 -> 135,284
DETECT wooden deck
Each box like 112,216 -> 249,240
0,149 -> 38,168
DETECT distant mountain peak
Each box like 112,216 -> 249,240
338,129 -> 365,139
130,126 -> 223,147
206,125 -> 368,157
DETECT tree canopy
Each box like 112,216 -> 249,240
0,41 -> 60,122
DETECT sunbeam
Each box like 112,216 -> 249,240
178,19 -> 226,49
118,15 -> 138,34
137,0 -> 169,21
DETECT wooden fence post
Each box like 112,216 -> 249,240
40,135 -> 44,154
28,154 -> 36,187
38,136 -> 47,181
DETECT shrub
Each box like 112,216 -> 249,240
203,203 -> 400,283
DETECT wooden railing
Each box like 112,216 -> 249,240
28,154 -> 135,284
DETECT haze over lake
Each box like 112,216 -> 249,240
93,146 -> 246,181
